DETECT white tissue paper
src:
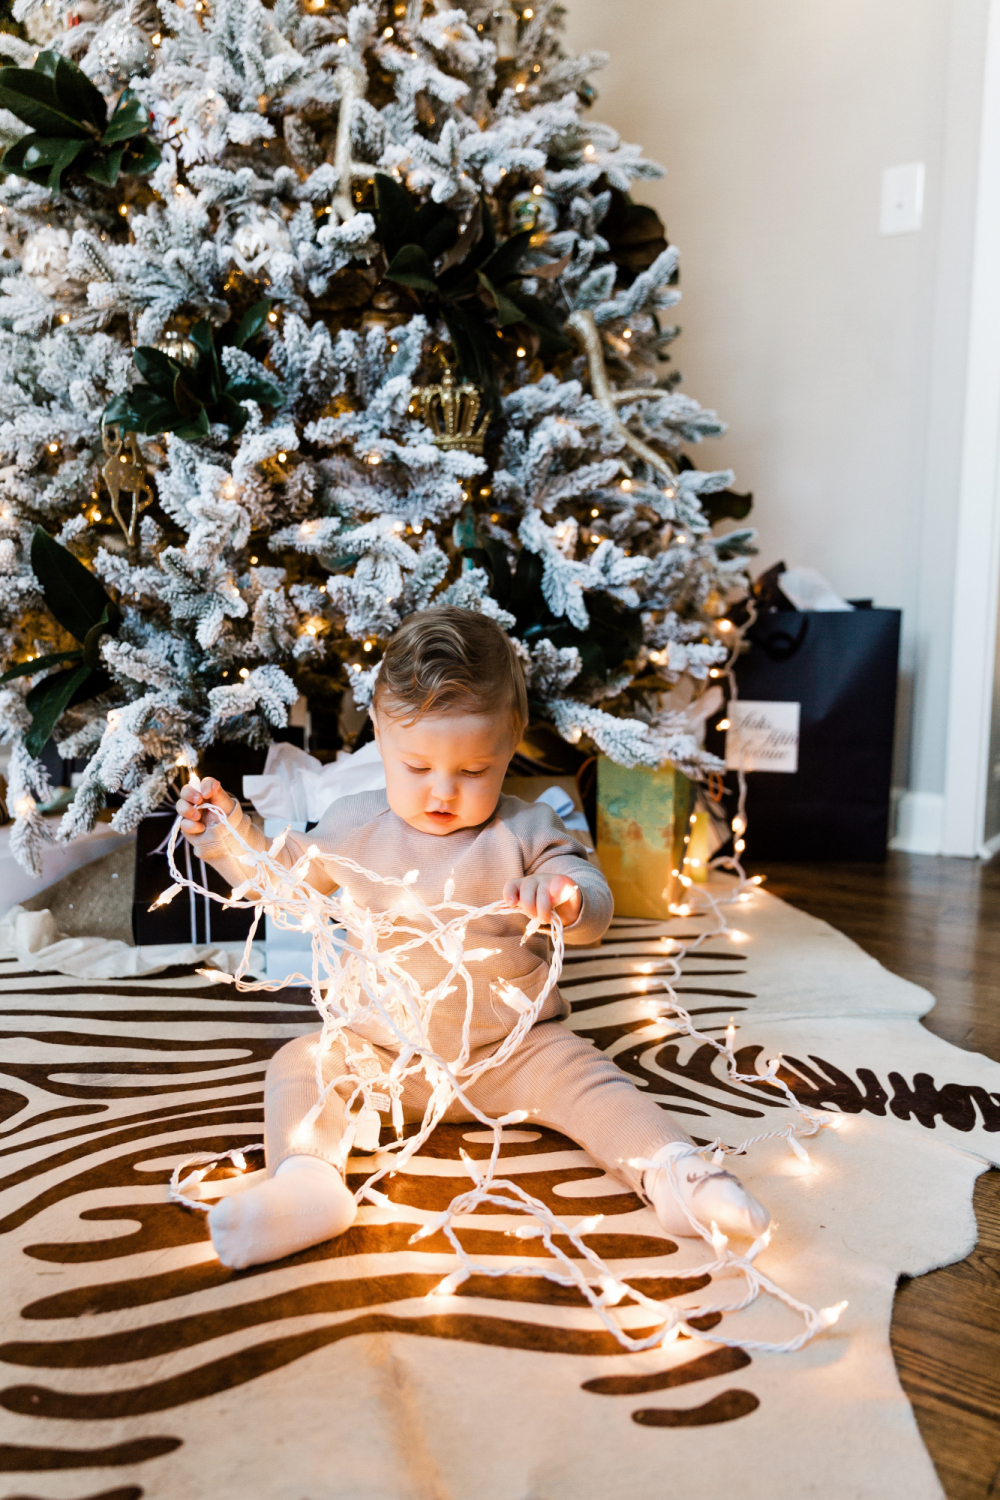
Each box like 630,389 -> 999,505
778,566 -> 854,612
243,739 -> 386,823
247,741 -> 384,985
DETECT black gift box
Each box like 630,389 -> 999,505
708,607 -> 902,861
131,810 -> 255,947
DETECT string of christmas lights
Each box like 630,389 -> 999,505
164,781 -> 846,1355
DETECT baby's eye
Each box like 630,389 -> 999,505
403,764 -> 430,775
461,768 -> 489,778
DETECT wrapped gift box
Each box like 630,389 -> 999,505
596,759 -> 693,919
131,811 -> 256,947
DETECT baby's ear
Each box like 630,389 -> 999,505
369,707 -> 380,745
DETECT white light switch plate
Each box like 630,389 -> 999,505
880,162 -> 925,235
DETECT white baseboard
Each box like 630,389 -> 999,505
889,790 -> 945,854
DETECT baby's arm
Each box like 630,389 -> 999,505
506,801 -> 613,945
174,777 -> 337,896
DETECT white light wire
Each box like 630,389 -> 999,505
164,792 -> 846,1355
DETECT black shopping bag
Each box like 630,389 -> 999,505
132,810 -> 255,946
707,608 -> 902,861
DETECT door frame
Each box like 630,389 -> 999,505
942,0 -> 1000,857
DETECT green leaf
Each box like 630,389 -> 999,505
2,134 -> 88,189
0,648 -> 83,683
414,200 -> 458,260
384,242 -> 439,293
234,299 -> 273,348
134,345 -> 180,394
47,51 -> 107,131
226,374 -> 283,406
24,661 -> 92,758
122,135 -> 160,176
171,407 -> 211,440
101,92 -> 150,146
479,227 -> 533,285
103,387 -> 179,434
374,172 -> 419,261
84,141 -> 126,186
477,270 -> 525,328
81,601 -> 120,668
172,367 -> 205,420
0,66 -> 96,140
189,320 -> 221,402
214,392 -> 250,432
30,526 -> 112,644
442,304 -> 500,407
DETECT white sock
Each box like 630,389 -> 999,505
207,1154 -> 357,1270
644,1142 -> 771,1240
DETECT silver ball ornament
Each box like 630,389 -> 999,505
94,18 -> 155,85
509,189 -> 558,236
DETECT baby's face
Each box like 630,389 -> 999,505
372,707 -> 516,835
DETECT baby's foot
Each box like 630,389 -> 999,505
207,1154 -> 356,1269
644,1142 -> 771,1240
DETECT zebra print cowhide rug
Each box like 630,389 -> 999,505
1,882 -> 998,1500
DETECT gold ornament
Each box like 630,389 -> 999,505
151,328 -> 198,366
409,367 -> 490,455
101,423 -> 154,546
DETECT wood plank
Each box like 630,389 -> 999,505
751,852 -> 1000,1500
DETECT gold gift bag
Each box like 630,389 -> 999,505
596,758 -> 694,918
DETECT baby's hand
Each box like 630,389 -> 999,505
175,776 -> 238,839
504,873 -> 581,927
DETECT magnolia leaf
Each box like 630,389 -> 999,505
0,648 -> 83,684
374,172 -> 419,261
0,67 -> 96,140
104,387 -> 180,434
215,392 -> 250,432
385,242 -> 439,293
85,141 -> 126,186
24,661 -> 92,758
81,602 -> 120,669
44,50 -> 107,132
477,270 -> 524,328
234,298 -> 273,348
172,407 -> 211,440
30,526 -> 112,644
134,345 -> 180,394
101,92 -> 150,146
123,135 -> 160,176
2,134 -> 87,189
479,227 -> 533,285
226,375 -> 283,406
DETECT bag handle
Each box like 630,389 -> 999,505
749,613 -> 810,662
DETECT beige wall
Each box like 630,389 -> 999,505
564,0 -> 990,803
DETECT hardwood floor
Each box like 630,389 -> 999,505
751,852 -> 1000,1500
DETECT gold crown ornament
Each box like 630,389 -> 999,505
409,367 -> 491,455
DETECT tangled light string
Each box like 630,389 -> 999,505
164,786 -> 846,1355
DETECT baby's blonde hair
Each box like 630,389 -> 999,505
372,607 -> 528,735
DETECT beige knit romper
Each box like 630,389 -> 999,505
190,790 -> 690,1192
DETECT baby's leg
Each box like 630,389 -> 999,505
471,1023 -> 769,1240
208,1031 -> 356,1269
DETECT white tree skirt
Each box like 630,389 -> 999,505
0,879 -> 994,1499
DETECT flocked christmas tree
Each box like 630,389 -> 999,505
0,0 -> 755,875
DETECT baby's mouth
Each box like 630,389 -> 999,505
425,810 -> 457,822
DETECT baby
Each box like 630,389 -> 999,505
178,606 -> 769,1269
